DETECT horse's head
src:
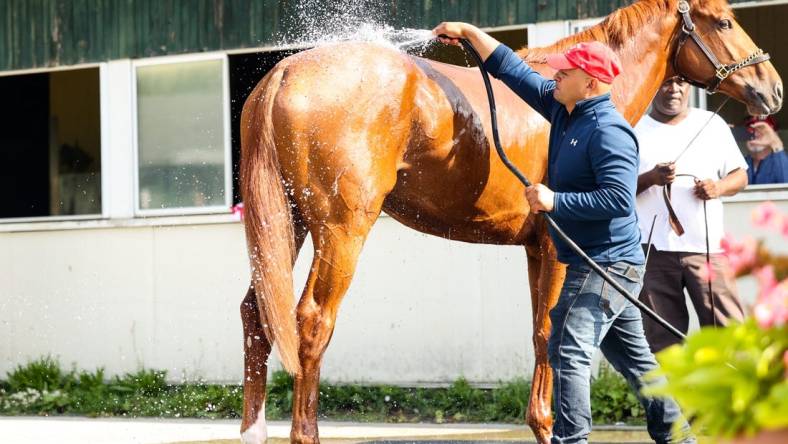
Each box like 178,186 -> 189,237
671,0 -> 782,115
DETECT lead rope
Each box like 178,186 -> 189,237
704,195 -> 716,328
673,173 -> 718,329
673,97 -> 730,163
662,98 -> 730,330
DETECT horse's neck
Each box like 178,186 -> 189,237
608,18 -> 679,124
518,6 -> 680,126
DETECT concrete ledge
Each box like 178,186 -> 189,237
0,416 -> 653,444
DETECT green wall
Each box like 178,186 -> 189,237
0,0 -> 773,71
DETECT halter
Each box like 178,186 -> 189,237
673,0 -> 771,93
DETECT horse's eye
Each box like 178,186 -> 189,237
719,19 -> 732,29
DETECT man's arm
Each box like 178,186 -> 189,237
433,22 -> 557,119
720,168 -> 748,195
694,116 -> 750,200
552,126 -> 639,220
694,168 -> 747,200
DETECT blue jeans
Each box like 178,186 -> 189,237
548,261 -> 693,444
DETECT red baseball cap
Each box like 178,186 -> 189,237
546,41 -> 622,84
745,115 -> 778,131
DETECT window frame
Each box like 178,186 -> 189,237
131,52 -> 233,217
0,63 -> 106,224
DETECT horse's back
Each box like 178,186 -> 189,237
260,42 -> 420,121
245,42 -> 548,245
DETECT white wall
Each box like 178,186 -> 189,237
1,190 -> 785,385
0,214 -> 533,385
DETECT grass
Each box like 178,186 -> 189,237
0,357 -> 644,425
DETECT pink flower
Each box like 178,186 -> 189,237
755,265 -> 778,293
232,202 -> 245,221
753,267 -> 788,329
782,217 -> 788,238
751,201 -> 779,228
753,282 -> 787,329
720,233 -> 758,275
699,260 -> 716,284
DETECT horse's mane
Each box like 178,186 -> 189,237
519,0 -> 733,63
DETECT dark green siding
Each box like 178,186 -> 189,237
0,0 -> 776,71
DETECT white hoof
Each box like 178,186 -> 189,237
241,406 -> 267,444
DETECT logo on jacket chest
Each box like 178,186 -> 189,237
570,138 -> 578,146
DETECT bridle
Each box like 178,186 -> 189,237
673,0 -> 771,93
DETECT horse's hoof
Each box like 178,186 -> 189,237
526,413 -> 553,444
533,427 -> 552,444
290,432 -> 320,444
241,407 -> 268,444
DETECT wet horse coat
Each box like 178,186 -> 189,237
238,1 -> 782,443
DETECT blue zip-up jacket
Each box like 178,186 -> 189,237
483,44 -> 644,265
746,151 -> 788,185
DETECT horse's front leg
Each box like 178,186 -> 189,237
525,227 -> 566,444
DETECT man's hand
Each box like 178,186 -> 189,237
748,121 -> 783,152
525,184 -> 555,213
651,162 -> 676,186
432,22 -> 469,46
432,22 -> 500,61
694,178 -> 720,200
637,162 -> 675,194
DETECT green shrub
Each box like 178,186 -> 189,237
1,357 -> 646,425
6,356 -> 67,392
645,320 -> 788,438
591,363 -> 644,424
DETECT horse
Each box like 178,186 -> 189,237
238,1 -> 782,443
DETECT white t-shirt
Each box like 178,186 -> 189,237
634,108 -> 747,253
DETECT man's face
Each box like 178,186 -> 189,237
652,77 -> 691,116
552,68 -> 592,105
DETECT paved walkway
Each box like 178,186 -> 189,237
0,416 -> 652,444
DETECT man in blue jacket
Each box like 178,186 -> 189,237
433,23 -> 692,444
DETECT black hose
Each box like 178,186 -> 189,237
457,38 -> 685,340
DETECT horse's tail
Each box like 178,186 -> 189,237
240,67 -> 301,376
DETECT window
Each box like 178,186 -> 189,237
134,56 -> 231,215
228,49 -> 299,204
0,68 -> 102,220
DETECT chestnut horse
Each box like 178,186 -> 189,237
239,1 -> 782,443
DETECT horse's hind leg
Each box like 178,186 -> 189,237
290,217 -> 377,444
525,225 -> 566,444
240,287 -> 272,444
288,173 -> 394,444
241,218 -> 308,444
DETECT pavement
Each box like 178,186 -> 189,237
0,416 -> 654,444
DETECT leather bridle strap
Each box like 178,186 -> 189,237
662,184 -> 685,236
673,0 -> 771,93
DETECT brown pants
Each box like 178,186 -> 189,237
638,246 -> 744,353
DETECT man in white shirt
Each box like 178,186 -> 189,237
635,76 -> 748,353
